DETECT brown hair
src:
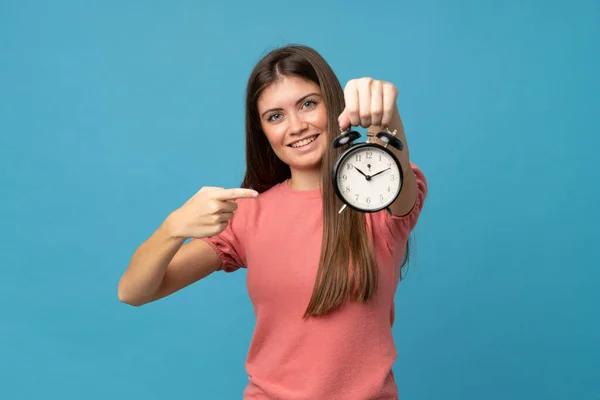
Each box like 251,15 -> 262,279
241,44 -> 409,317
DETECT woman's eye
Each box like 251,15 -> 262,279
303,100 -> 316,108
268,113 -> 282,122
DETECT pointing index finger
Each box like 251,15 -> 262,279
209,188 -> 259,201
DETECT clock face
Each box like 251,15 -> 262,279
334,144 -> 403,212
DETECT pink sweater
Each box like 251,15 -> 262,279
201,163 -> 427,399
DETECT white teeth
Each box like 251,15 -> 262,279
290,135 -> 318,148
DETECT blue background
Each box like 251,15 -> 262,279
1,0 -> 598,399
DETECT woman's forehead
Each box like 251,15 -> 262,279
258,76 -> 321,110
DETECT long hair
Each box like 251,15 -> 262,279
241,44 -> 409,317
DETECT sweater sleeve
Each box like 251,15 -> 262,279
199,199 -> 249,273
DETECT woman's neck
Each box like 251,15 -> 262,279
288,168 -> 322,191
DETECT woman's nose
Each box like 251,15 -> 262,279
287,112 -> 308,135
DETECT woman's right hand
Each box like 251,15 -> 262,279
165,186 -> 259,239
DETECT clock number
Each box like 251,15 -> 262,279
355,154 -> 361,162
355,194 -> 359,201
346,163 -> 353,170
345,186 -> 350,192
342,174 -> 347,181
366,197 -> 371,204
387,186 -> 391,192
390,175 -> 395,181
380,194 -> 384,202
366,151 -> 373,159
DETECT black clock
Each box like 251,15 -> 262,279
332,128 -> 405,213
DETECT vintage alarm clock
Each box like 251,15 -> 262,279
332,127 -> 404,213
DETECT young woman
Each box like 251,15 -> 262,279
118,44 -> 428,399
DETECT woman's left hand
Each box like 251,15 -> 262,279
338,77 -> 399,131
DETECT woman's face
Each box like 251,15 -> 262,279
257,76 -> 328,173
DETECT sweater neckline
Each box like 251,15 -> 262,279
279,179 -> 323,200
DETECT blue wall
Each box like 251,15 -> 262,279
1,1 -> 598,399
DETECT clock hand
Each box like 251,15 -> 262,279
353,166 -> 371,180
370,167 -> 391,178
